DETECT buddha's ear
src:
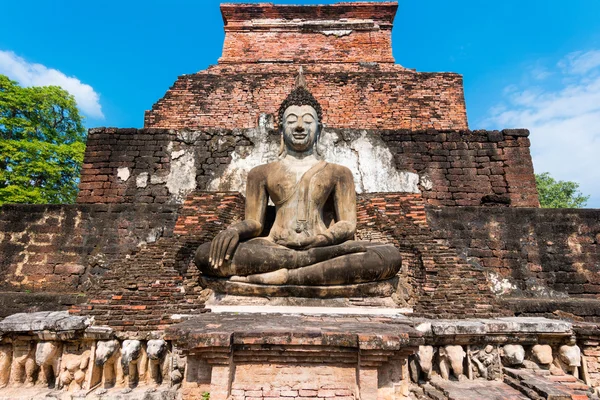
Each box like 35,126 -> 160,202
278,133 -> 286,158
315,127 -> 324,157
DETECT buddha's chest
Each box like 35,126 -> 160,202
266,165 -> 333,207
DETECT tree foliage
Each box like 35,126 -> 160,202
0,74 -> 86,205
535,172 -> 589,208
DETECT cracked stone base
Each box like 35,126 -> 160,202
200,276 -> 398,298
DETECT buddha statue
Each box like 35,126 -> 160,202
195,73 -> 401,287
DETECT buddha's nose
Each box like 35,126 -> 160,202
295,125 -> 305,132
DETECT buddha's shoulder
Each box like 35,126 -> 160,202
326,162 -> 353,178
247,162 -> 271,179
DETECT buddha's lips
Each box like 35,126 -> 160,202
293,133 -> 308,139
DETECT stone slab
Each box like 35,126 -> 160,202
200,276 -> 398,298
206,292 -> 403,308
165,312 -> 423,351
0,311 -> 90,333
207,305 -> 413,315
416,317 -> 572,337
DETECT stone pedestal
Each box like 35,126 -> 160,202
166,312 -> 422,400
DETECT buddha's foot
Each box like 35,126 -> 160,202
245,268 -> 290,285
302,241 -> 367,265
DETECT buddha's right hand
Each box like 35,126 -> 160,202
209,229 -> 240,269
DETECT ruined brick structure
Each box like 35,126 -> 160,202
1,2 -> 600,399
144,3 -> 467,131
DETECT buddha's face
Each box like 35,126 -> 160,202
282,105 -> 319,153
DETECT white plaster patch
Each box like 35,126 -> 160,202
171,150 -> 185,160
208,120 -> 279,193
177,130 -> 202,144
166,150 -> 196,201
207,128 -> 420,194
320,30 -> 352,37
150,173 -> 167,185
136,172 -> 148,188
117,167 -> 130,182
420,173 -> 433,190
487,272 -> 518,296
322,131 -> 420,193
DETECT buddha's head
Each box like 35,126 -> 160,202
278,71 -> 323,156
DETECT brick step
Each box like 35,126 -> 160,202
421,382 -> 447,400
428,376 -> 530,400
503,368 -> 592,400
504,374 -> 545,400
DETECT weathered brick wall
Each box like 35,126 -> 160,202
70,191 -> 506,331
219,2 -> 396,64
427,207 -> 600,298
382,128 -> 538,207
73,192 -> 245,334
144,66 -> 468,131
0,203 -> 179,291
77,128 -> 251,204
76,127 -> 538,208
145,2 -> 467,131
357,193 -> 506,318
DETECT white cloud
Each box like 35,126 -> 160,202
483,50 -> 600,208
0,50 -> 104,119
558,50 -> 600,75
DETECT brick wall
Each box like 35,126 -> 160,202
0,203 -> 179,291
144,66 -> 468,131
427,207 -> 600,298
71,191 -> 506,331
219,2 -> 396,64
77,127 -> 251,204
382,128 -> 539,207
72,193 -> 245,334
77,127 -> 538,208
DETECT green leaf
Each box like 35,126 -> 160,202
535,172 -> 589,208
0,74 -> 86,205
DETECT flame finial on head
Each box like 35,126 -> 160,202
294,66 -> 307,89
278,67 -> 322,126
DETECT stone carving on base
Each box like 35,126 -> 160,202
439,345 -> 466,381
121,339 -> 146,391
9,340 -> 36,387
557,336 -> 581,378
409,345 -> 434,382
147,339 -> 170,386
95,339 -> 123,392
195,70 -> 401,292
531,344 -> 553,368
170,350 -> 186,388
58,344 -> 91,392
0,344 -> 11,388
35,341 -> 61,388
501,344 -> 525,366
469,345 -> 501,380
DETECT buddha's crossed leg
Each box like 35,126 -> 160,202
195,238 -> 401,285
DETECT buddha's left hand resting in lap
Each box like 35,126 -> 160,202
195,77 -> 401,286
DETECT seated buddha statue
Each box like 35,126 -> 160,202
195,76 -> 401,286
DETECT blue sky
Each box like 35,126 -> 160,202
1,0 -> 599,207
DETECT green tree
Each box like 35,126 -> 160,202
0,74 -> 86,205
535,172 -> 589,208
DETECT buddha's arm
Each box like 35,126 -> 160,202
209,165 -> 268,268
236,165 -> 268,238
301,166 -> 356,249
326,166 -> 357,244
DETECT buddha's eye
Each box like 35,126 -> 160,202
286,115 -> 298,123
302,114 -> 315,123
